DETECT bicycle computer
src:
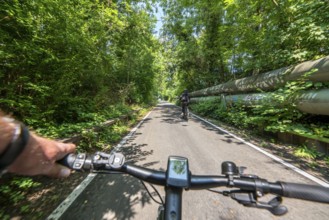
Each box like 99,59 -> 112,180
166,156 -> 190,188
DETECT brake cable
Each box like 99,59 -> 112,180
140,181 -> 164,205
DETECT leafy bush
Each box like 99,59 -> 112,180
0,177 -> 40,217
190,70 -> 329,139
33,104 -> 134,138
293,145 -> 322,161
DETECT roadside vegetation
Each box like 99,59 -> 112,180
0,0 -> 328,219
1,1 -> 156,218
0,105 -> 150,219
188,74 -> 329,182
158,0 -> 328,96
190,72 -> 329,140
159,0 -> 328,172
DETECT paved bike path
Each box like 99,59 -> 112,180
57,102 -> 328,220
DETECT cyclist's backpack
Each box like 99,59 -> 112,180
181,94 -> 188,102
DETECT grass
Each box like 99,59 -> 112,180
293,145 -> 320,160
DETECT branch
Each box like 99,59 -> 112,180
272,0 -> 279,7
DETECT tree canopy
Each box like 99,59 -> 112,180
159,0 -> 329,96
1,0 -> 159,124
1,0 -> 328,123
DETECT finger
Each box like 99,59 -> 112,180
48,164 -> 71,178
55,142 -> 76,161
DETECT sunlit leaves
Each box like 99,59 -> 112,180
159,0 -> 328,98
0,0 -> 159,124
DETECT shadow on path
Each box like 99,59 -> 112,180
60,142 -> 159,220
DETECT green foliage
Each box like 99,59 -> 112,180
33,104 -> 136,140
159,0 -> 329,97
188,100 -> 219,118
0,177 -> 40,217
77,119 -> 132,152
293,145 -> 322,161
0,210 -> 10,220
0,105 -> 143,218
325,157 -> 329,166
0,0 -> 159,124
190,73 -> 329,139
248,70 -> 323,135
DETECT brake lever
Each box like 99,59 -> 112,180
60,152 -> 125,171
58,153 -> 92,171
227,190 -> 288,216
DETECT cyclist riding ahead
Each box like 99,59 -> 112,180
179,89 -> 190,120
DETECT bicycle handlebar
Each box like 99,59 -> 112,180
280,182 -> 329,203
58,152 -> 329,204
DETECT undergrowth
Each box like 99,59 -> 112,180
189,71 -> 329,164
0,104 -> 148,219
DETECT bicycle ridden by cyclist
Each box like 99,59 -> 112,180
179,89 -> 190,117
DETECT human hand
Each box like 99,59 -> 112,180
7,133 -> 76,178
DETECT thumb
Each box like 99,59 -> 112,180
48,164 -> 72,178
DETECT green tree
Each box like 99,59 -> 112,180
159,0 -> 329,96
0,0 -> 159,125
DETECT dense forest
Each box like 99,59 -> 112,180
159,0 -> 329,97
1,1 -> 328,219
1,0 -> 328,126
1,0 -> 160,128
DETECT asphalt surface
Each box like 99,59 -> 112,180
59,102 -> 329,220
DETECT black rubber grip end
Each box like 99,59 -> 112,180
280,182 -> 329,204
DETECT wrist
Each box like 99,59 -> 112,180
0,120 -> 30,175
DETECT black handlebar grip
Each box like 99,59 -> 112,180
57,153 -> 76,169
279,182 -> 329,203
